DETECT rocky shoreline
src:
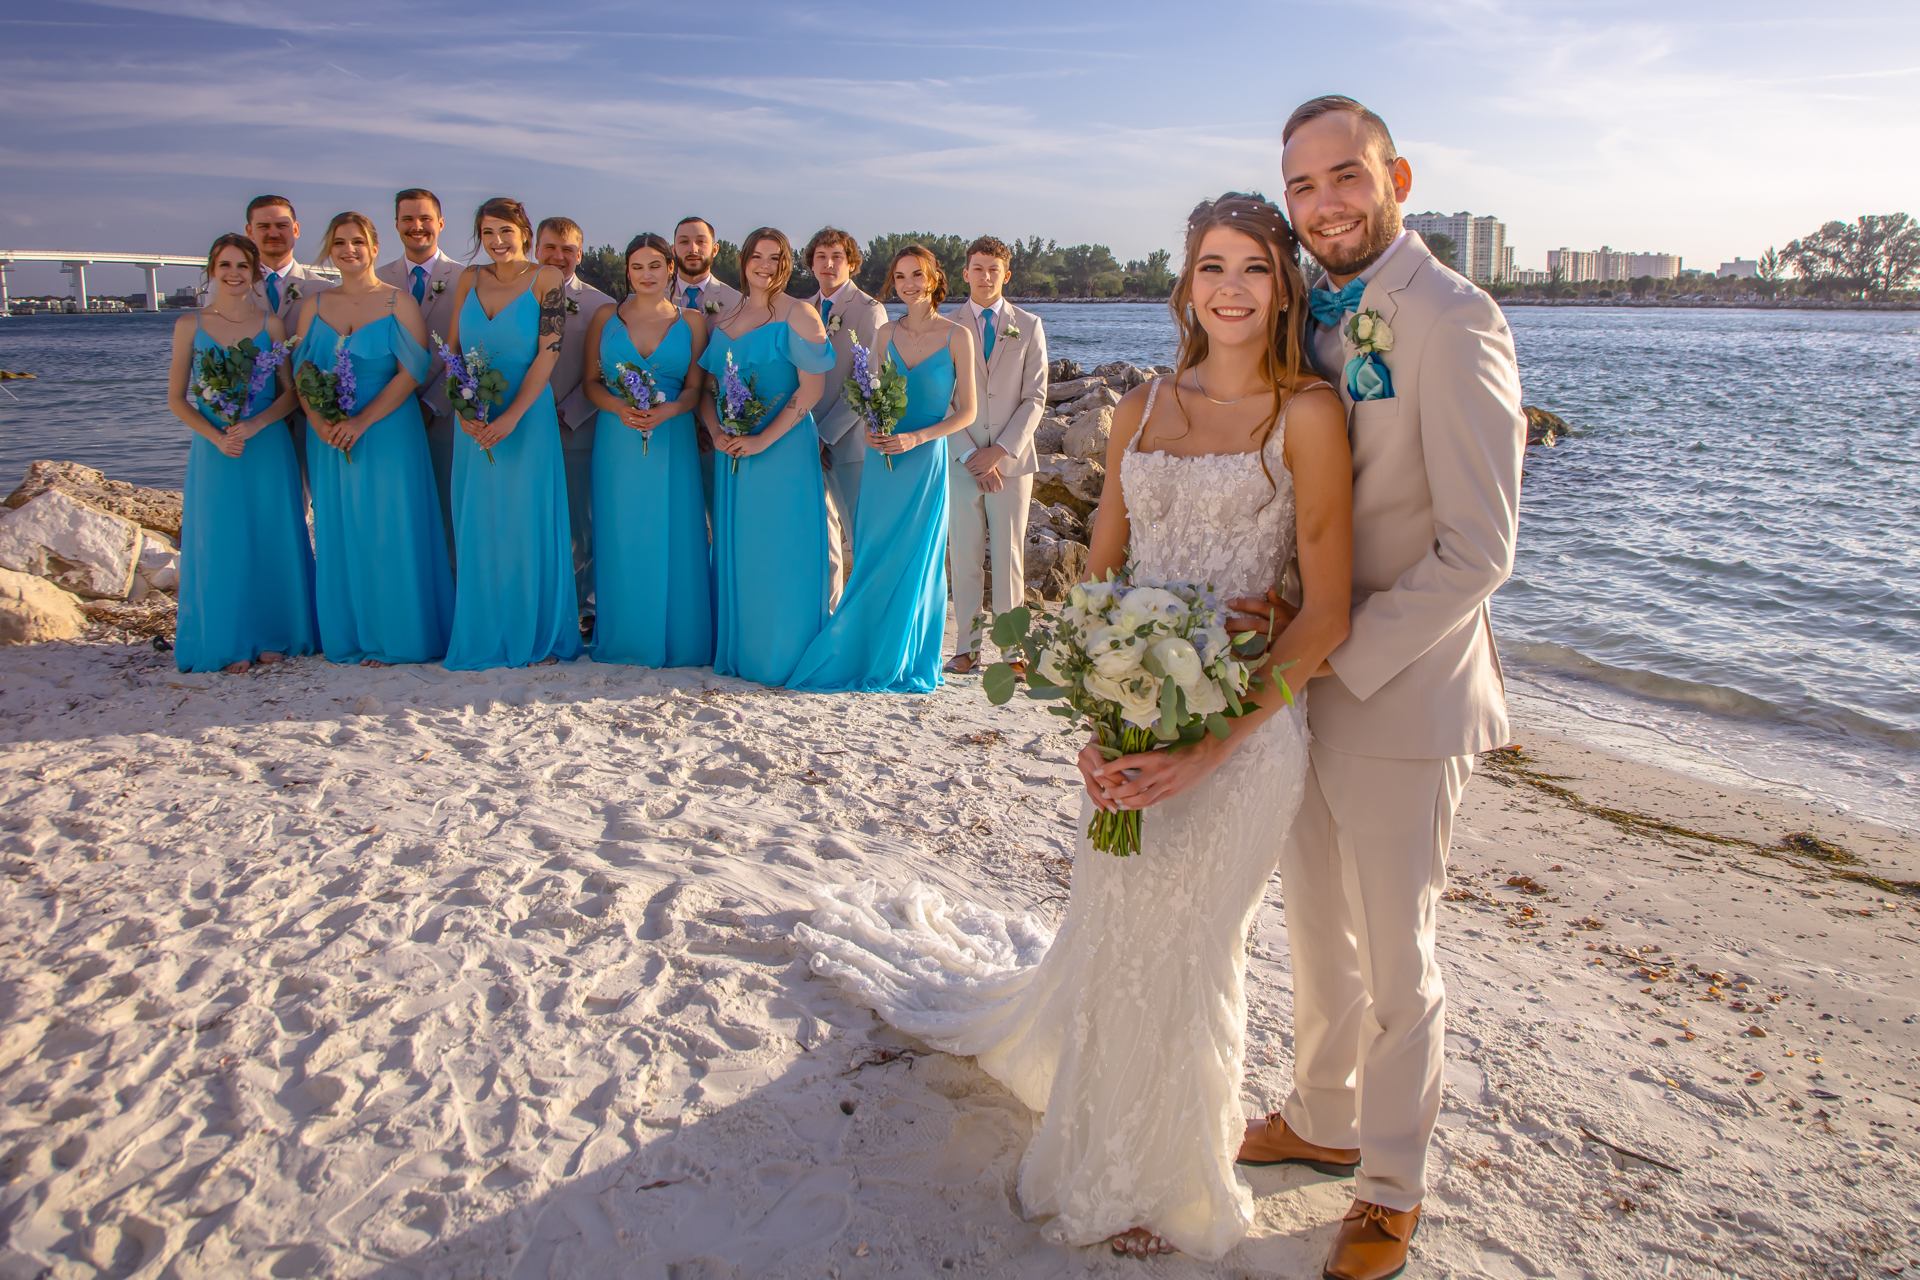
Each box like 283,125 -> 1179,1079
0,460 -> 182,646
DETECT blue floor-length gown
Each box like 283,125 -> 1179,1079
789,343 -> 953,693
175,323 -> 319,673
296,311 -> 454,665
443,286 -> 583,670
590,314 -> 712,667
696,320 -> 837,686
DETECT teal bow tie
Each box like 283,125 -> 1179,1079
1309,278 -> 1367,327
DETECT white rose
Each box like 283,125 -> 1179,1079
1123,586 -> 1187,621
1086,671 -> 1162,729
1371,323 -> 1394,353
1183,675 -> 1229,716
1353,314 -> 1373,341
1150,636 -> 1202,687
1037,642 -> 1072,687
1079,580 -> 1119,613
1194,623 -> 1233,662
1086,624 -> 1145,677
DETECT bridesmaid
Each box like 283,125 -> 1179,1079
441,197 -> 582,670
694,228 -> 836,686
165,233 -> 317,674
582,233 -> 712,666
291,211 -> 453,666
789,245 -> 977,692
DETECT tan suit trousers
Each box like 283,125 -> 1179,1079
946,470 -> 1031,653
1279,741 -> 1472,1212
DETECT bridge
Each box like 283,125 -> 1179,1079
0,251 -> 338,314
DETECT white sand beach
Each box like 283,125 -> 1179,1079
2,640 -> 1916,1279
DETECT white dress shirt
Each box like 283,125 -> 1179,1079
399,249 -> 450,296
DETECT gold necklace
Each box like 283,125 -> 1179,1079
1193,368 -> 1269,406
206,303 -> 253,324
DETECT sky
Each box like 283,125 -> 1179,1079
2,0 -> 1918,298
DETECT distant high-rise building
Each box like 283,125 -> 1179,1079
1717,258 -> 1758,279
1546,246 -> 1682,282
1404,211 -> 1509,283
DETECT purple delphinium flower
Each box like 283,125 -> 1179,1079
332,344 -> 357,415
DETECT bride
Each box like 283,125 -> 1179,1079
797,192 -> 1352,1260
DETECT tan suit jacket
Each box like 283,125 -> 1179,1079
672,273 -> 741,319
375,253 -> 466,416
949,301 -> 1047,477
552,275 -> 616,437
1308,233 -> 1525,760
811,285 -> 889,453
201,259 -> 335,323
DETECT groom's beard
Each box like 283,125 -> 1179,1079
1310,205 -> 1404,278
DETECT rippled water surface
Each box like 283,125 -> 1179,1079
4,304 -> 1915,824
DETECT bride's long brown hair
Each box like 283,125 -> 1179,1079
1165,193 -> 1312,502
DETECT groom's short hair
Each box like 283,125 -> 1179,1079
1283,95 -> 1397,166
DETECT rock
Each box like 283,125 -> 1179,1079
0,567 -> 88,644
1047,358 -> 1081,382
0,488 -> 143,599
6,460 -> 183,539
80,593 -> 176,640
1063,407 -> 1113,460
1033,415 -> 1070,456
1047,376 -> 1101,404
1062,385 -> 1123,420
1028,500 -> 1087,542
1023,527 -> 1090,602
138,530 -> 180,592
1033,455 -> 1105,518
1523,406 -> 1565,446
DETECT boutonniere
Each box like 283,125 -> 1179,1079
564,296 -> 579,315
704,300 -> 721,316
285,282 -> 303,302
1341,309 -> 1394,401
430,279 -> 446,296
827,314 -> 844,335
1001,324 -> 1021,340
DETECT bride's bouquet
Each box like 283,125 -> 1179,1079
433,333 -> 509,464
712,351 -> 769,473
191,337 -> 290,429
842,338 -> 909,470
984,572 -> 1287,856
294,345 -> 357,462
605,360 -> 666,453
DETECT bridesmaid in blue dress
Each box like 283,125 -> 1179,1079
291,211 -> 453,666
582,233 -> 712,666
694,227 -> 837,686
790,245 -> 979,692
164,233 -> 318,674
441,197 -> 582,670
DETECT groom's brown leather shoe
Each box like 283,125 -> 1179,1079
1322,1200 -> 1420,1280
1236,1114 -> 1360,1175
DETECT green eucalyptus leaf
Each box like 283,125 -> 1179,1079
990,607 -> 1031,649
982,662 -> 1019,705
1222,677 -> 1243,717
1140,649 -> 1166,679
1206,712 -> 1232,740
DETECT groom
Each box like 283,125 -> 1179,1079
1234,96 -> 1524,1280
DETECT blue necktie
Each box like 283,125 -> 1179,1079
981,307 -> 997,362
684,285 -> 699,309
411,265 -> 427,304
1308,278 -> 1367,327
820,297 -> 833,327
265,271 -> 281,314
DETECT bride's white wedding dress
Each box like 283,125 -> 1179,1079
797,378 -> 1315,1259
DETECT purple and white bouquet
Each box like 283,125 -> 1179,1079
294,344 -> 359,462
842,338 -> 910,470
191,337 -> 291,429
711,351 -> 769,473
433,332 -> 510,464
605,359 -> 666,453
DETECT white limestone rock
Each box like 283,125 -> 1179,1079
1063,406 -> 1113,460
0,488 -> 142,599
0,566 -> 88,645
138,530 -> 180,592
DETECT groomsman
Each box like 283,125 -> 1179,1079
375,188 -> 464,566
670,216 -> 742,519
803,226 -> 886,605
946,236 -> 1046,674
535,217 -> 616,626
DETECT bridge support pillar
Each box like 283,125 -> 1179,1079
65,261 -> 89,308
141,265 -> 161,312
0,263 -> 10,317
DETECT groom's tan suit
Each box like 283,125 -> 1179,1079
1282,231 -> 1525,1212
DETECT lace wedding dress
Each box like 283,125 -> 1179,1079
798,379 -> 1316,1259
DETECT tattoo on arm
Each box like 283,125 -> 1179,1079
539,286 -> 564,352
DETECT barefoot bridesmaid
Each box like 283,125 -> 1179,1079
695,227 -> 836,687
291,211 -> 453,666
441,197 -> 582,670
165,233 -> 318,674
582,233 -> 712,666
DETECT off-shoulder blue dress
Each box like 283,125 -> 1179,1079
175,322 -> 318,673
295,310 -> 453,665
695,320 -> 836,686
591,313 -> 712,667
789,342 -> 953,693
443,286 -> 583,670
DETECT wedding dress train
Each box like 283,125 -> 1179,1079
798,379 -> 1316,1259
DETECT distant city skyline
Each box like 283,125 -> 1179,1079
2,0 -> 1916,298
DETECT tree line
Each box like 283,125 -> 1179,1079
577,233 -> 1177,301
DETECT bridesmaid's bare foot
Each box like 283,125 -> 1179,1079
223,660 -> 251,675
257,651 -> 286,665
535,655 -> 558,667
361,658 -> 390,668
1109,1228 -> 1175,1258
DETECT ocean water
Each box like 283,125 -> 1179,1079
3,303 -> 1915,829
